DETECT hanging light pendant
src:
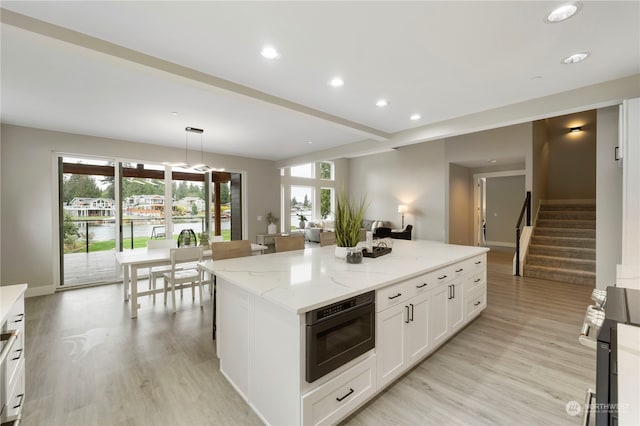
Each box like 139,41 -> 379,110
188,127 -> 213,172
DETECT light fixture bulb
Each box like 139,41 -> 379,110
562,52 -> 589,64
261,46 -> 280,59
329,77 -> 344,87
547,4 -> 579,22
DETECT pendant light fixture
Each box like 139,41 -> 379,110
188,126 -> 213,172
164,126 -> 214,171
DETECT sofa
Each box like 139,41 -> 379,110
305,220 -> 335,242
361,219 -> 392,238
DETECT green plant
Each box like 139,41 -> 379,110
266,212 -> 279,224
335,189 -> 367,248
297,213 -> 308,222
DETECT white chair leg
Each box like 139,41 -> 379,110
171,282 -> 177,313
163,277 -> 168,306
191,280 -> 195,301
198,280 -> 204,308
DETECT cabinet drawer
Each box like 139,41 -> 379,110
407,271 -> 436,295
2,300 -> 25,389
465,272 -> 485,293
465,284 -> 487,320
302,354 -> 376,426
376,281 -> 412,311
4,358 -> 25,419
469,254 -> 486,273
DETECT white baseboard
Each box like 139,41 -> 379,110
26,285 -> 55,298
484,241 -> 516,248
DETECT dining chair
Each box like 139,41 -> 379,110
211,235 -> 225,242
319,231 -> 336,247
147,239 -> 178,303
211,240 -> 252,260
163,246 -> 203,313
209,240 -> 253,339
274,234 -> 305,252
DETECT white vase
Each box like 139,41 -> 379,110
335,246 -> 348,259
267,223 -> 277,235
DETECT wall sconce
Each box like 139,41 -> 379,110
569,126 -> 582,133
398,204 -> 408,228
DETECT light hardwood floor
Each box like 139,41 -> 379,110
21,251 -> 595,425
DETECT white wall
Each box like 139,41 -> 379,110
0,124 -> 280,295
595,106 -> 623,289
349,141 -> 446,241
448,164 -> 471,245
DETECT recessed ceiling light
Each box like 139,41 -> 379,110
410,113 -> 421,121
170,111 -> 178,116
547,3 -> 580,23
329,77 -> 344,87
260,46 -> 280,59
562,52 -> 589,64
376,99 -> 389,108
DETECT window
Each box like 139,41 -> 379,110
281,161 -> 339,231
291,185 -> 314,229
320,161 -> 334,180
291,163 -> 314,178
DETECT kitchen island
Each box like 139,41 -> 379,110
199,240 -> 489,425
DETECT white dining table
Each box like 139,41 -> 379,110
116,244 -> 267,318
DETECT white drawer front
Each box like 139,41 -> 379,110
4,357 -> 25,419
376,281 -> 412,311
302,355 -> 376,426
465,284 -> 487,320
465,272 -> 485,293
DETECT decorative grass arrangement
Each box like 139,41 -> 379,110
335,189 -> 368,248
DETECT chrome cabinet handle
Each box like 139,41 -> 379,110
452,284 -> 456,298
416,283 -> 428,289
455,268 -> 463,273
409,304 -> 414,322
336,388 -> 354,402
405,305 -> 410,323
388,293 -> 402,300
474,301 -> 481,307
474,278 -> 481,283
438,275 -> 447,280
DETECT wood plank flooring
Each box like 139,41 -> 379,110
21,250 -> 595,426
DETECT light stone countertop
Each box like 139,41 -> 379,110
1,283 -> 28,324
199,240 -> 489,314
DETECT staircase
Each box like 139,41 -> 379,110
524,201 -> 596,286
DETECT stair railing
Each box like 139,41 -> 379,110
515,191 -> 532,276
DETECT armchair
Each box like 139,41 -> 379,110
390,225 -> 413,240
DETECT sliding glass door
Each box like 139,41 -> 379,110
59,156 -> 117,287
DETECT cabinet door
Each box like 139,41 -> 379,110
376,303 -> 408,390
429,284 -> 449,348
217,282 -> 250,399
406,292 -> 430,365
448,282 -> 465,332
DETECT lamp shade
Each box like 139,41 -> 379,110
398,204 -> 408,213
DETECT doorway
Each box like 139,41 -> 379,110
473,171 -> 526,248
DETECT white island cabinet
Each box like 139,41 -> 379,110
201,240 -> 488,426
1,283 -> 28,425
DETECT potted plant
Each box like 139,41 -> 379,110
266,212 -> 279,235
297,213 -> 308,230
334,189 -> 367,262
198,232 -> 209,247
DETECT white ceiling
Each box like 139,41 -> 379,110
1,1 -> 639,161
